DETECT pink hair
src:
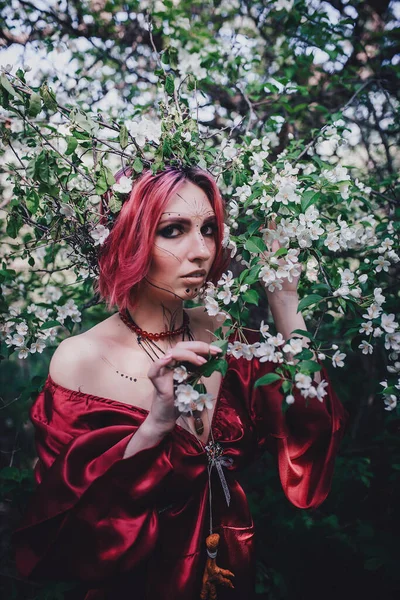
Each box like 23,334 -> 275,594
97,167 -> 229,310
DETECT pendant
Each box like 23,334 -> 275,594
200,533 -> 235,599
194,415 -> 204,435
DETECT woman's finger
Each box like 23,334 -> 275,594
174,340 -> 222,355
147,348 -> 210,381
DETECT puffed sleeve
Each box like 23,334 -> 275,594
13,380 -> 173,583
231,331 -> 347,509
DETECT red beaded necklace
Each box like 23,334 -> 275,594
119,310 -> 190,341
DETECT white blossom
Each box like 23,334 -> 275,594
385,332 -> 400,351
373,256 -> 390,273
113,176 -> 133,194
11,333 -> 25,347
384,395 -> 397,411
29,339 -> 46,354
173,364 -> 188,383
196,393 -> 214,411
90,224 -> 110,246
255,342 -> 278,362
381,313 -> 398,334
378,238 -> 393,253
358,340 -> 373,355
217,287 -> 232,305
128,117 -> 161,147
16,322 -> 28,336
59,203 -> 75,219
315,379 -> 329,402
204,296 -> 220,317
339,268 -> 355,286
177,48 -> 207,80
332,350 -> 346,368
274,178 -> 301,205
217,271 -> 234,288
359,321 -> 373,335
18,346 -> 29,359
269,333 -> 285,347
362,304 -> 382,320
373,288 -> 385,305
174,384 -> 199,412
43,285 -> 62,303
283,338 -> 305,355
295,373 -> 312,389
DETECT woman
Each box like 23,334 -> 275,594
14,167 -> 347,599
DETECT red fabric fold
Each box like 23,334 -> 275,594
14,340 -> 347,599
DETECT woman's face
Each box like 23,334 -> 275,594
145,181 -> 217,303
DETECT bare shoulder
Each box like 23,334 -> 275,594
49,314 -> 119,390
49,333 -> 104,389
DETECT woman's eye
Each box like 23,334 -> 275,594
202,223 -> 218,236
158,225 -> 183,238
158,223 -> 217,238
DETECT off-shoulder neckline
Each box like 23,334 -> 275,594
47,373 -> 149,414
46,372 -> 228,447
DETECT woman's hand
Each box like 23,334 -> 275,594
146,341 -> 222,434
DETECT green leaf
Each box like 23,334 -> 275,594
254,372 -> 282,388
0,466 -> 21,481
133,157 -> 143,173
6,213 -> 23,239
209,339 -> 228,354
65,136 -> 78,155
169,47 -> 179,69
297,294 -> 323,313
200,358 -> 228,377
40,320 -> 62,329
297,360 -> 322,373
27,92 -> 42,117
187,74 -> 196,91
301,190 -> 320,212
282,379 -> 292,394
294,348 -> 314,360
119,124 -> 129,149
291,329 -> 314,340
165,74 -> 175,95
40,82 -> 58,112
364,558 -> 385,571
25,190 -> 40,215
245,236 -> 266,254
242,288 -> 259,305
194,383 -> 207,395
0,75 -> 22,100
274,247 -> 288,258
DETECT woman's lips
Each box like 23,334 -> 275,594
181,274 -> 206,282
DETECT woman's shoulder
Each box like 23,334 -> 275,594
49,314 -> 119,390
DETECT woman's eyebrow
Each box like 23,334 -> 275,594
158,215 -> 217,226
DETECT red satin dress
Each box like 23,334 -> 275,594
14,334 -> 347,600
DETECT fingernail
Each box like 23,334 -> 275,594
198,357 -> 207,364
210,345 -> 222,352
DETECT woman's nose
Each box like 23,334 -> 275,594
187,231 -> 212,261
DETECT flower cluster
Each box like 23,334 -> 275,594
258,248 -> 301,293
1,294 -> 81,359
174,384 -> 214,413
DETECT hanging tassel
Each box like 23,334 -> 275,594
200,533 -> 235,600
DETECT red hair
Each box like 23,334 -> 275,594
97,166 -> 228,310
